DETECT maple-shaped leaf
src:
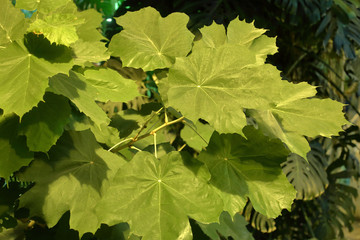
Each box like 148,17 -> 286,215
19,130 -> 125,236
28,13 -> 84,46
0,35 -> 73,117
166,44 -> 265,133
198,126 -> 296,218
49,71 -> 110,127
109,7 -> 194,71
0,0 -> 28,47
83,68 -> 140,102
15,0 -> 72,13
96,151 -> 223,240
247,65 -> 348,159
198,212 -> 254,240
0,114 -> 33,180
19,92 -> 71,152
194,19 -> 277,65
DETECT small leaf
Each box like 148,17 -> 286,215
109,7 -> 194,71
181,120 -> 214,151
19,130 -> 126,236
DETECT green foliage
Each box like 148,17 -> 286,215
0,1 -> 353,239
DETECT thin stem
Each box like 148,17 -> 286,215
133,107 -> 163,141
178,143 -> 186,151
130,146 -> 142,152
110,116 -> 185,153
108,137 -> 133,152
154,133 -> 157,158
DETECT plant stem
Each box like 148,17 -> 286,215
110,116 -> 185,153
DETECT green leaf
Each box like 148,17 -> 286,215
198,212 -> 254,240
49,71 -> 110,127
96,151 -> 223,240
83,68 -> 140,102
15,0 -> 72,12
0,0 -> 28,47
19,130 -> 126,236
72,40 -> 110,65
0,114 -> 33,179
76,9 -> 105,43
19,92 -> 71,152
0,37 -> 73,117
282,142 -> 329,200
181,120 -> 214,151
28,13 -> 84,46
109,7 -> 194,71
194,19 -> 277,65
166,45 -> 259,133
198,126 -> 296,218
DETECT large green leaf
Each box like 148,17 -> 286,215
166,44 -> 262,133
28,13 -> 83,46
19,130 -> 125,236
96,151 -> 223,240
282,142 -> 329,200
198,126 -> 296,218
49,71 -> 110,127
83,68 -> 140,102
198,212 -> 254,240
75,9 -> 105,43
0,0 -> 28,47
0,114 -> 33,179
19,92 -> 71,152
109,7 -> 194,71
0,37 -> 73,117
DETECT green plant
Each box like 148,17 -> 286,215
0,0 -> 351,239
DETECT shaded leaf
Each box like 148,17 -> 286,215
181,120 -> 214,151
19,130 -> 125,236
49,71 -> 110,127
198,126 -> 295,218
19,92 -> 71,152
0,114 -> 33,179
198,212 -> 254,240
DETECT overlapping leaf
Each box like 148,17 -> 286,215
96,151 -> 223,240
49,71 -> 110,127
198,126 -> 296,218
0,114 -> 33,179
19,130 -> 126,236
181,120 -> 214,151
0,37 -> 73,117
75,9 -> 105,43
83,68 -> 140,102
28,14 -> 84,46
198,212 -> 254,240
109,7 -> 194,71
0,0 -> 28,47
19,92 -> 71,152
72,40 -> 110,65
